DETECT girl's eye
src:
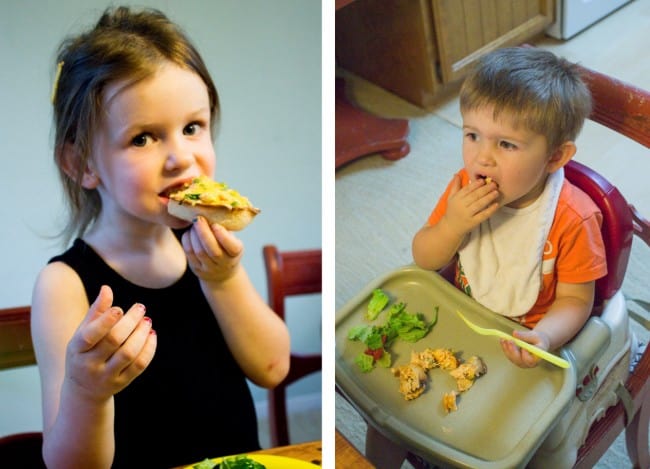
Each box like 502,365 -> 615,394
183,122 -> 202,136
131,133 -> 153,147
464,132 -> 478,142
500,140 -> 517,150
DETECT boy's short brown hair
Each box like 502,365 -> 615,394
459,47 -> 592,152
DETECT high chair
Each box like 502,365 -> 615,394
262,245 -> 322,447
0,305 -> 45,467
347,63 -> 650,468
556,62 -> 650,469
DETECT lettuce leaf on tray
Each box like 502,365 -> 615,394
365,288 -> 390,321
348,288 -> 438,372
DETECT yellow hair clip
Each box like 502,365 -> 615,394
51,61 -> 64,104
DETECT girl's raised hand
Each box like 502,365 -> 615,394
181,216 -> 244,283
64,285 -> 157,402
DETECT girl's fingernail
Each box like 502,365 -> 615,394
143,316 -> 152,324
149,329 -> 157,336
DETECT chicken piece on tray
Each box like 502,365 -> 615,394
411,347 -> 459,371
431,348 -> 459,370
391,364 -> 428,400
449,356 -> 487,392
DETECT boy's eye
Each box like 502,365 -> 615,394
131,133 -> 153,147
499,140 -> 517,150
464,132 -> 478,141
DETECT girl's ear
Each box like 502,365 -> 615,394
547,141 -> 576,173
59,142 -> 100,189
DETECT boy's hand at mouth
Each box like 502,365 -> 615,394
443,173 -> 500,237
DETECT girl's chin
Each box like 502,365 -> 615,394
166,214 -> 193,229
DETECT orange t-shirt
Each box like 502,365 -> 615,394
427,170 -> 607,327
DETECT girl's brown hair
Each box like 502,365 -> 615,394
52,6 -> 219,244
459,47 -> 592,153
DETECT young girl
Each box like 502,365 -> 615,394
31,6 -> 290,468
412,47 -> 607,368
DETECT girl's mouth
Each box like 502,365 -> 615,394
159,179 -> 195,200
158,186 -> 182,205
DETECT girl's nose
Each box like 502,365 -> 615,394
164,138 -> 193,171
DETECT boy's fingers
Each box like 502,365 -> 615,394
522,350 -> 540,367
513,329 -> 541,347
500,338 -> 539,368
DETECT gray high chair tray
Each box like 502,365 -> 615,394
335,265 -> 577,469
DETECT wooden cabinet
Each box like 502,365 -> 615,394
336,0 -> 554,108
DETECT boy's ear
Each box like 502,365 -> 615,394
59,142 -> 100,189
547,141 -> 576,173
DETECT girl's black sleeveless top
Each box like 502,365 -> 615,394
50,238 -> 260,468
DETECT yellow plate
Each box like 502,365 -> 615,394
185,454 -> 320,469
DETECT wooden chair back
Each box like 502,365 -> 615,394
263,245 -> 322,447
0,306 -> 35,370
0,305 -> 45,467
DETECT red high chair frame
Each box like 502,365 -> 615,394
567,64 -> 650,469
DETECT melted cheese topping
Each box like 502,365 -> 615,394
169,175 -> 254,209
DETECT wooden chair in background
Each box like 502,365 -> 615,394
0,306 -> 45,467
263,245 -> 322,447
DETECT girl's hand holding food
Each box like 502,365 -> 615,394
181,216 -> 244,284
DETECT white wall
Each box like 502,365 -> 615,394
0,0 -> 321,435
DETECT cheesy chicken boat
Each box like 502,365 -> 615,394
167,175 -> 260,231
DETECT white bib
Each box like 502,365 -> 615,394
458,169 -> 564,317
